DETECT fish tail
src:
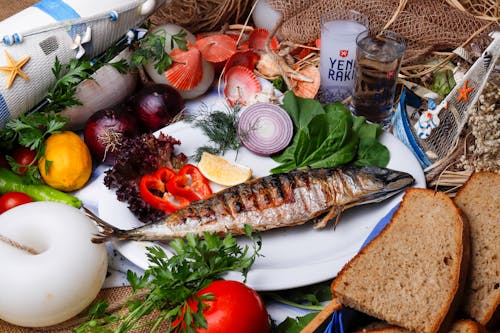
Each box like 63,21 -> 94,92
83,207 -> 131,244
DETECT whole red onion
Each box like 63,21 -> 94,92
84,107 -> 139,165
131,84 -> 184,131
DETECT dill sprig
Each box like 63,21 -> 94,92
184,104 -> 243,162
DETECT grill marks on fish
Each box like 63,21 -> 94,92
90,166 -> 415,243
164,169 -> 362,235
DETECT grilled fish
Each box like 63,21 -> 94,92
91,166 -> 414,243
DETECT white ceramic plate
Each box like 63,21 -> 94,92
98,120 -> 426,291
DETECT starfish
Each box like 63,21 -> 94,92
0,51 -> 30,89
456,80 -> 474,103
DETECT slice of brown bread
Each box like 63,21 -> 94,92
354,319 -> 484,333
454,172 -> 500,327
331,188 -> 470,333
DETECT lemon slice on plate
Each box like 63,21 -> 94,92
198,152 -> 252,187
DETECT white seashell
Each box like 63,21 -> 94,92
60,49 -> 137,129
256,53 -> 281,78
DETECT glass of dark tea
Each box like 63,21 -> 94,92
350,31 -> 406,130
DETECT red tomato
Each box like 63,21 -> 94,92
0,192 -> 34,214
175,280 -> 271,333
12,146 -> 37,175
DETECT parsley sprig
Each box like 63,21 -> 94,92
0,50 -> 128,181
0,112 -> 67,182
43,57 -> 94,112
75,227 -> 262,333
131,29 -> 188,74
45,49 -> 129,113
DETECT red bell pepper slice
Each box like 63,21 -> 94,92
167,164 -> 213,202
139,167 -> 190,213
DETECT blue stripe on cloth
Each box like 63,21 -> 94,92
0,93 -> 9,127
33,1 -> 94,57
33,0 -> 81,21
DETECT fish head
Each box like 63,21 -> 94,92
346,166 -> 415,205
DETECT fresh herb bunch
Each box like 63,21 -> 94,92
131,29 -> 188,74
0,112 -> 67,182
0,50 -> 128,181
75,227 -> 262,333
44,55 -> 127,113
185,105 -> 243,162
271,92 -> 390,174
44,57 -> 94,113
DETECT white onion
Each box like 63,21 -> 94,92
238,102 -> 293,156
144,24 -> 215,100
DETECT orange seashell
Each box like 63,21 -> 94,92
224,49 -> 260,72
290,65 -> 320,99
224,65 -> 261,106
165,44 -> 203,91
195,34 -> 237,63
248,28 -> 279,53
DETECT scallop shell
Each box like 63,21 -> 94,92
165,44 -> 203,91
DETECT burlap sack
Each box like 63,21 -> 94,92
0,286 -> 171,332
0,0 -> 36,21
269,0 -> 495,64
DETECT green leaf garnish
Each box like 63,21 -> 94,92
271,92 -> 390,173
75,229 -> 262,333
131,28 -> 188,74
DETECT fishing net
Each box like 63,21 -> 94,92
392,34 -> 499,174
267,0 -> 496,64
150,0 -> 253,33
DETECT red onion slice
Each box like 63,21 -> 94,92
238,102 -> 293,156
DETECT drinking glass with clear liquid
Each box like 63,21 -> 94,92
318,10 -> 369,103
350,31 -> 406,130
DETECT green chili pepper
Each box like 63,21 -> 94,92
0,168 -> 82,208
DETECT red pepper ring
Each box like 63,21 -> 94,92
139,167 -> 190,213
167,164 -> 213,202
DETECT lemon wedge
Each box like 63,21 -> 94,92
198,152 -> 252,187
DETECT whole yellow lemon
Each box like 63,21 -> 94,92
38,131 -> 92,192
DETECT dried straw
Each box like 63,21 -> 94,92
400,19 -> 498,78
150,0 -> 253,33
454,0 -> 499,20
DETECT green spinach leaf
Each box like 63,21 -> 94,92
274,313 -> 318,333
310,133 -> 359,168
270,93 -> 389,173
354,137 -> 390,167
300,111 -> 352,166
281,91 -> 324,130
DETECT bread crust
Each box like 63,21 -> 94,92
331,188 -> 469,333
354,319 -> 485,333
454,172 -> 500,327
